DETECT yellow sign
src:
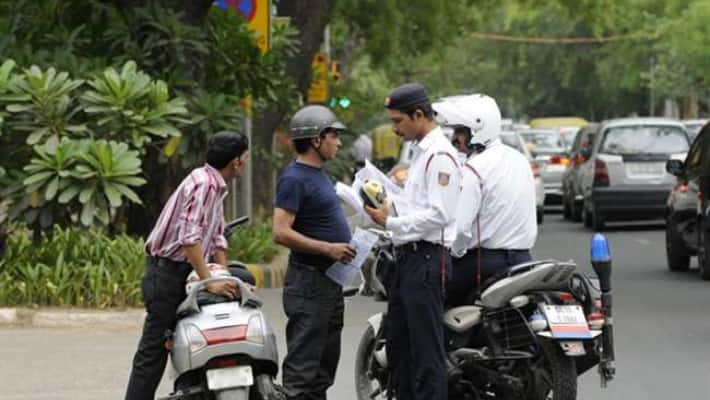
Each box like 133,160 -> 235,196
215,0 -> 270,53
307,52 -> 329,104
249,0 -> 270,54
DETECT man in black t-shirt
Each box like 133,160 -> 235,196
273,104 -> 356,400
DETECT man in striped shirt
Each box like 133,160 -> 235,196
125,131 -> 249,400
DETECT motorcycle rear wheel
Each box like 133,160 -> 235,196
525,340 -> 577,400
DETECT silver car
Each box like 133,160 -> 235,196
519,129 -> 570,204
577,118 -> 690,230
500,131 -> 545,224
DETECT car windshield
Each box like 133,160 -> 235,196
558,127 -> 579,148
519,131 -> 566,153
600,125 -> 689,155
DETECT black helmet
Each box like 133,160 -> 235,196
289,104 -> 346,140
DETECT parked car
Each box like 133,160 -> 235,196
562,123 -> 599,221
500,131 -> 545,224
519,129 -> 569,204
682,119 -> 708,142
665,120 -> 710,279
577,118 -> 690,230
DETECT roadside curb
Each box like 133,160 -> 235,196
0,307 -> 146,329
245,247 -> 289,289
0,250 -> 290,329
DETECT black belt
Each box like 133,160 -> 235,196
148,255 -> 193,275
476,248 -> 530,255
395,240 -> 446,255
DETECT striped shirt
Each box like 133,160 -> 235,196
145,164 -> 228,262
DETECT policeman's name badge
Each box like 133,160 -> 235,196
438,172 -> 450,186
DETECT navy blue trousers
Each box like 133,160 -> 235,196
282,260 -> 344,400
387,242 -> 449,400
446,248 -> 532,307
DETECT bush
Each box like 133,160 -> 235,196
226,221 -> 280,264
0,221 -> 281,308
0,226 -> 145,308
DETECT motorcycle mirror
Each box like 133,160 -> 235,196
224,216 -> 250,237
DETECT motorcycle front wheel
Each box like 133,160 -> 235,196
355,325 -> 390,400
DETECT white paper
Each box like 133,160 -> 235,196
335,182 -> 364,215
325,228 -> 379,287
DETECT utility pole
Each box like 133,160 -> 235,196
244,108 -> 253,219
649,56 -> 655,117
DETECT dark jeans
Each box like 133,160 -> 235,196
125,257 -> 192,400
446,248 -> 532,307
387,242 -> 449,400
282,259 -> 344,400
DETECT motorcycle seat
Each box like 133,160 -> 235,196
228,262 -> 256,286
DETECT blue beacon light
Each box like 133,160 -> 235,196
590,233 -> 611,263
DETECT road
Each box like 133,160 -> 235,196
2,213 -> 710,399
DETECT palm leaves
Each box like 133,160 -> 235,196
0,59 -> 190,229
81,60 -> 190,148
5,65 -> 86,145
21,138 -> 146,227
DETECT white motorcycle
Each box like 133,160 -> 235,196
160,217 -> 284,400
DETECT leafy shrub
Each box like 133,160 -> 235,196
226,221 -> 280,264
0,226 -> 145,308
0,221 -> 282,307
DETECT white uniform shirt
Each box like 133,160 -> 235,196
386,126 -> 461,246
451,139 -> 537,257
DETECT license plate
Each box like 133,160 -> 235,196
626,162 -> 664,176
542,305 -> 592,339
206,365 -> 253,390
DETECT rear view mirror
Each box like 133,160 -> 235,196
666,159 -> 685,177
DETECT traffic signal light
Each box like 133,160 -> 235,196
331,61 -> 344,83
328,96 -> 351,109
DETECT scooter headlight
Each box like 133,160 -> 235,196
246,314 -> 265,345
186,324 -> 207,353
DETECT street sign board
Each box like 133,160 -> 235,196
307,52 -> 329,104
214,0 -> 270,53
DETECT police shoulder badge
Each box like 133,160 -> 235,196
438,172 -> 450,186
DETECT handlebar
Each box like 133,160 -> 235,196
224,216 -> 250,238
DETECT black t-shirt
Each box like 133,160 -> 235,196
274,161 -> 352,269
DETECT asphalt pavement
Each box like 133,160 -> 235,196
2,213 -> 710,399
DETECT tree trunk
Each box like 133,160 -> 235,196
252,0 -> 336,208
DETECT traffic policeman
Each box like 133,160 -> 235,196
365,83 -> 460,400
434,94 -> 537,307
273,104 -> 356,400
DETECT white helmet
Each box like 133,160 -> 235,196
433,94 -> 502,147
